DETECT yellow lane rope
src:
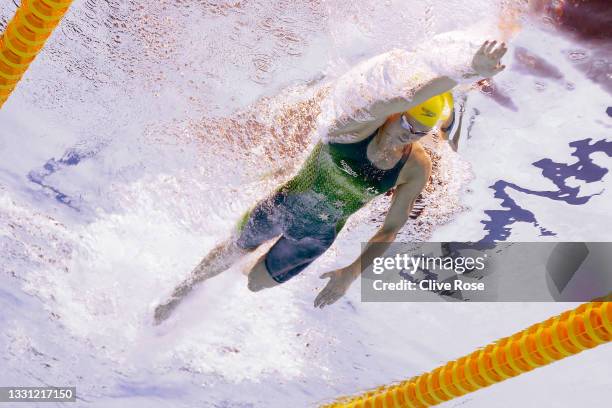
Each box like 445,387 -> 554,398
0,0 -> 74,108
323,297 -> 611,408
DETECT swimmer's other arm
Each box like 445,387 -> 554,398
326,40 -> 507,141
326,76 -> 460,140
314,148 -> 431,308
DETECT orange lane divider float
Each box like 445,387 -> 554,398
0,0 -> 74,108
322,296 -> 611,408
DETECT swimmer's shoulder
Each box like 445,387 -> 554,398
396,142 -> 431,186
323,128 -> 378,144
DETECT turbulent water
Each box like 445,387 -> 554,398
1,1 -> 611,407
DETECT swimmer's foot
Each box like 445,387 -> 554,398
153,297 -> 180,325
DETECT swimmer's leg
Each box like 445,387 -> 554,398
154,238 -> 249,324
247,230 -> 336,292
154,194 -> 284,324
246,251 -> 282,292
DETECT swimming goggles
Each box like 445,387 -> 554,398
441,108 -> 456,133
400,114 -> 429,136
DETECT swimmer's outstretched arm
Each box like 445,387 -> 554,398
326,40 -> 507,141
314,147 -> 432,308
153,238 -> 246,324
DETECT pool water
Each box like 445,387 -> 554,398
0,1 -> 610,407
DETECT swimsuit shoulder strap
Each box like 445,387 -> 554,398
326,130 -> 378,162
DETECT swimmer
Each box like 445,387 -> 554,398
154,40 -> 507,323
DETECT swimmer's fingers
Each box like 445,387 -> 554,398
320,292 -> 343,308
314,275 -> 333,308
476,40 -> 489,56
316,288 -> 343,309
314,287 -> 332,308
315,269 -> 353,308
314,291 -> 328,308
485,40 -> 497,55
491,42 -> 508,60
315,277 -> 340,308
313,293 -> 323,308
493,64 -> 507,74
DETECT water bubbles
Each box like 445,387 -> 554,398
534,81 -> 547,91
566,49 -> 588,61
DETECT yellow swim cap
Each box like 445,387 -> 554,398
406,92 -> 454,128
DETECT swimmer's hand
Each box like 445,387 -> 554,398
314,266 -> 358,308
469,40 -> 507,78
